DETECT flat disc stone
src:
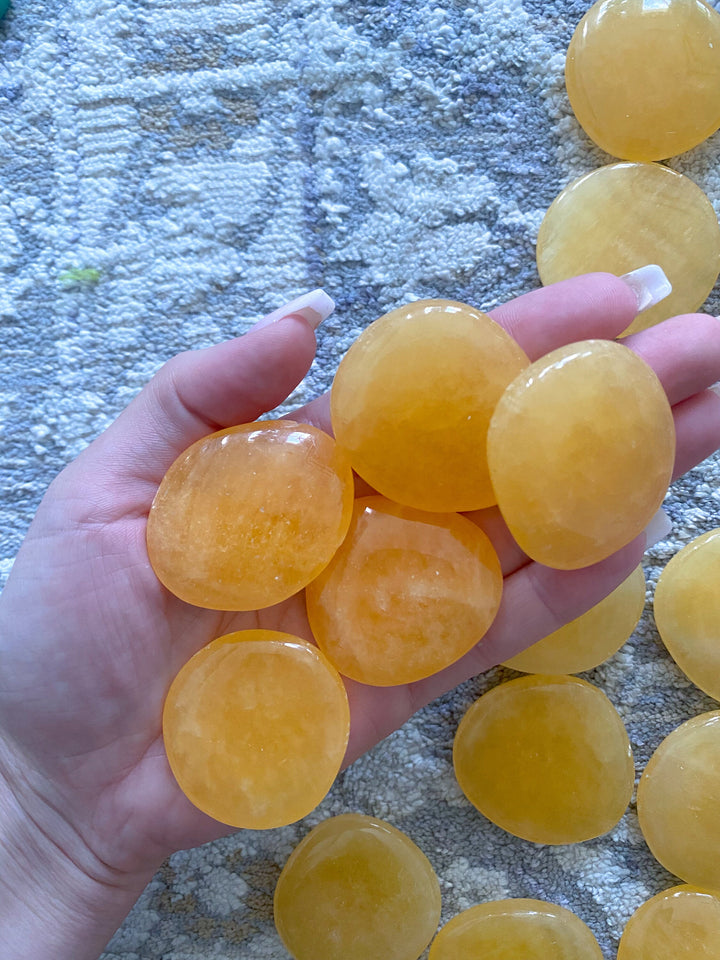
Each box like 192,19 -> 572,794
273,813 -> 441,960
565,0 -> 720,162
330,299 -> 528,512
486,340 -> 675,570
163,631 -> 350,829
618,885 -> 720,960
536,163 -> 720,334
502,565 -> 645,674
146,420 -> 353,611
306,495 -> 503,686
637,711 -> 720,891
453,676 -> 634,844
428,899 -> 603,960
654,529 -> 720,701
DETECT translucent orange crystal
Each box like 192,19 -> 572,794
618,885 -> 720,960
637,711 -> 720,892
146,420 -> 353,611
565,0 -> 720,162
653,529 -> 720,701
330,299 -> 528,512
428,899 -> 603,960
453,676 -> 634,844
502,565 -> 645,675
273,813 -> 442,960
306,495 -> 503,686
486,340 -> 675,569
162,630 -> 350,829
536,163 -> 720,334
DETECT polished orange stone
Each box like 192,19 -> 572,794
536,163 -> 720,334
502,565 -> 645,674
306,495 -> 503,686
428,899 -> 603,960
486,340 -> 675,569
146,420 -> 353,611
162,630 -> 349,829
274,813 -> 442,960
618,885 -> 720,960
654,529 -> 720,701
565,0 -> 720,162
637,711 -> 720,891
453,676 -> 634,844
330,299 -> 528,512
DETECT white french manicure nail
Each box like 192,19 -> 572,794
252,289 -> 335,331
644,508 -> 672,549
620,264 -> 672,314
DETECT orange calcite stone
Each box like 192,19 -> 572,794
428,899 -> 603,960
637,711 -> 720,891
653,529 -> 720,701
453,676 -> 634,844
502,565 -> 645,674
618,885 -> 720,960
330,299 -> 529,512
305,495 -> 503,686
536,163 -> 720,335
565,0 -> 720,162
486,340 -> 675,569
162,630 -> 349,829
273,814 -> 442,960
146,420 -> 353,611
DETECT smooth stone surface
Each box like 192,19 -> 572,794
306,495 -> 503,686
536,163 -> 720,334
654,528 -> 720,701
565,0 -> 720,162
274,813 -> 442,960
146,420 -> 353,611
637,711 -> 720,891
487,340 -> 675,569
330,299 -> 528,512
618,885 -> 720,960
428,899 -> 603,960
453,675 -> 634,844
163,630 -> 349,829
503,565 -> 645,674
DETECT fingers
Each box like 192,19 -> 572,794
671,390 -> 720,480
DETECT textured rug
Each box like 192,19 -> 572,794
2,1 -> 720,958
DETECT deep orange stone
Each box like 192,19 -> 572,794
618,885 -> 720,960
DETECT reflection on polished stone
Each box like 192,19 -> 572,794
618,885 -> 720,960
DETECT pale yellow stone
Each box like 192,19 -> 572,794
618,885 -> 720,960
486,340 -> 675,570
274,814 -> 441,960
536,163 -> 720,334
654,529 -> 720,701
566,0 -> 720,162
502,566 -> 645,674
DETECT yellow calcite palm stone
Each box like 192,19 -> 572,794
428,899 -> 603,960
330,299 -> 529,512
273,813 -> 442,960
618,885 -> 720,960
637,711 -> 720,891
653,529 -> 720,701
486,340 -> 675,569
162,630 -> 350,829
146,420 -> 353,610
502,565 -> 645,674
305,495 -> 503,686
565,0 -> 720,162
536,163 -> 720,334
453,675 -> 634,844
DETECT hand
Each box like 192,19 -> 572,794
1,273 -> 719,959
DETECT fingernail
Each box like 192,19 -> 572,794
252,289 -> 335,331
644,507 -> 673,549
620,264 -> 672,313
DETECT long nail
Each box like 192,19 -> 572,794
644,507 -> 673,549
620,265 -> 672,314
252,289 -> 335,331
